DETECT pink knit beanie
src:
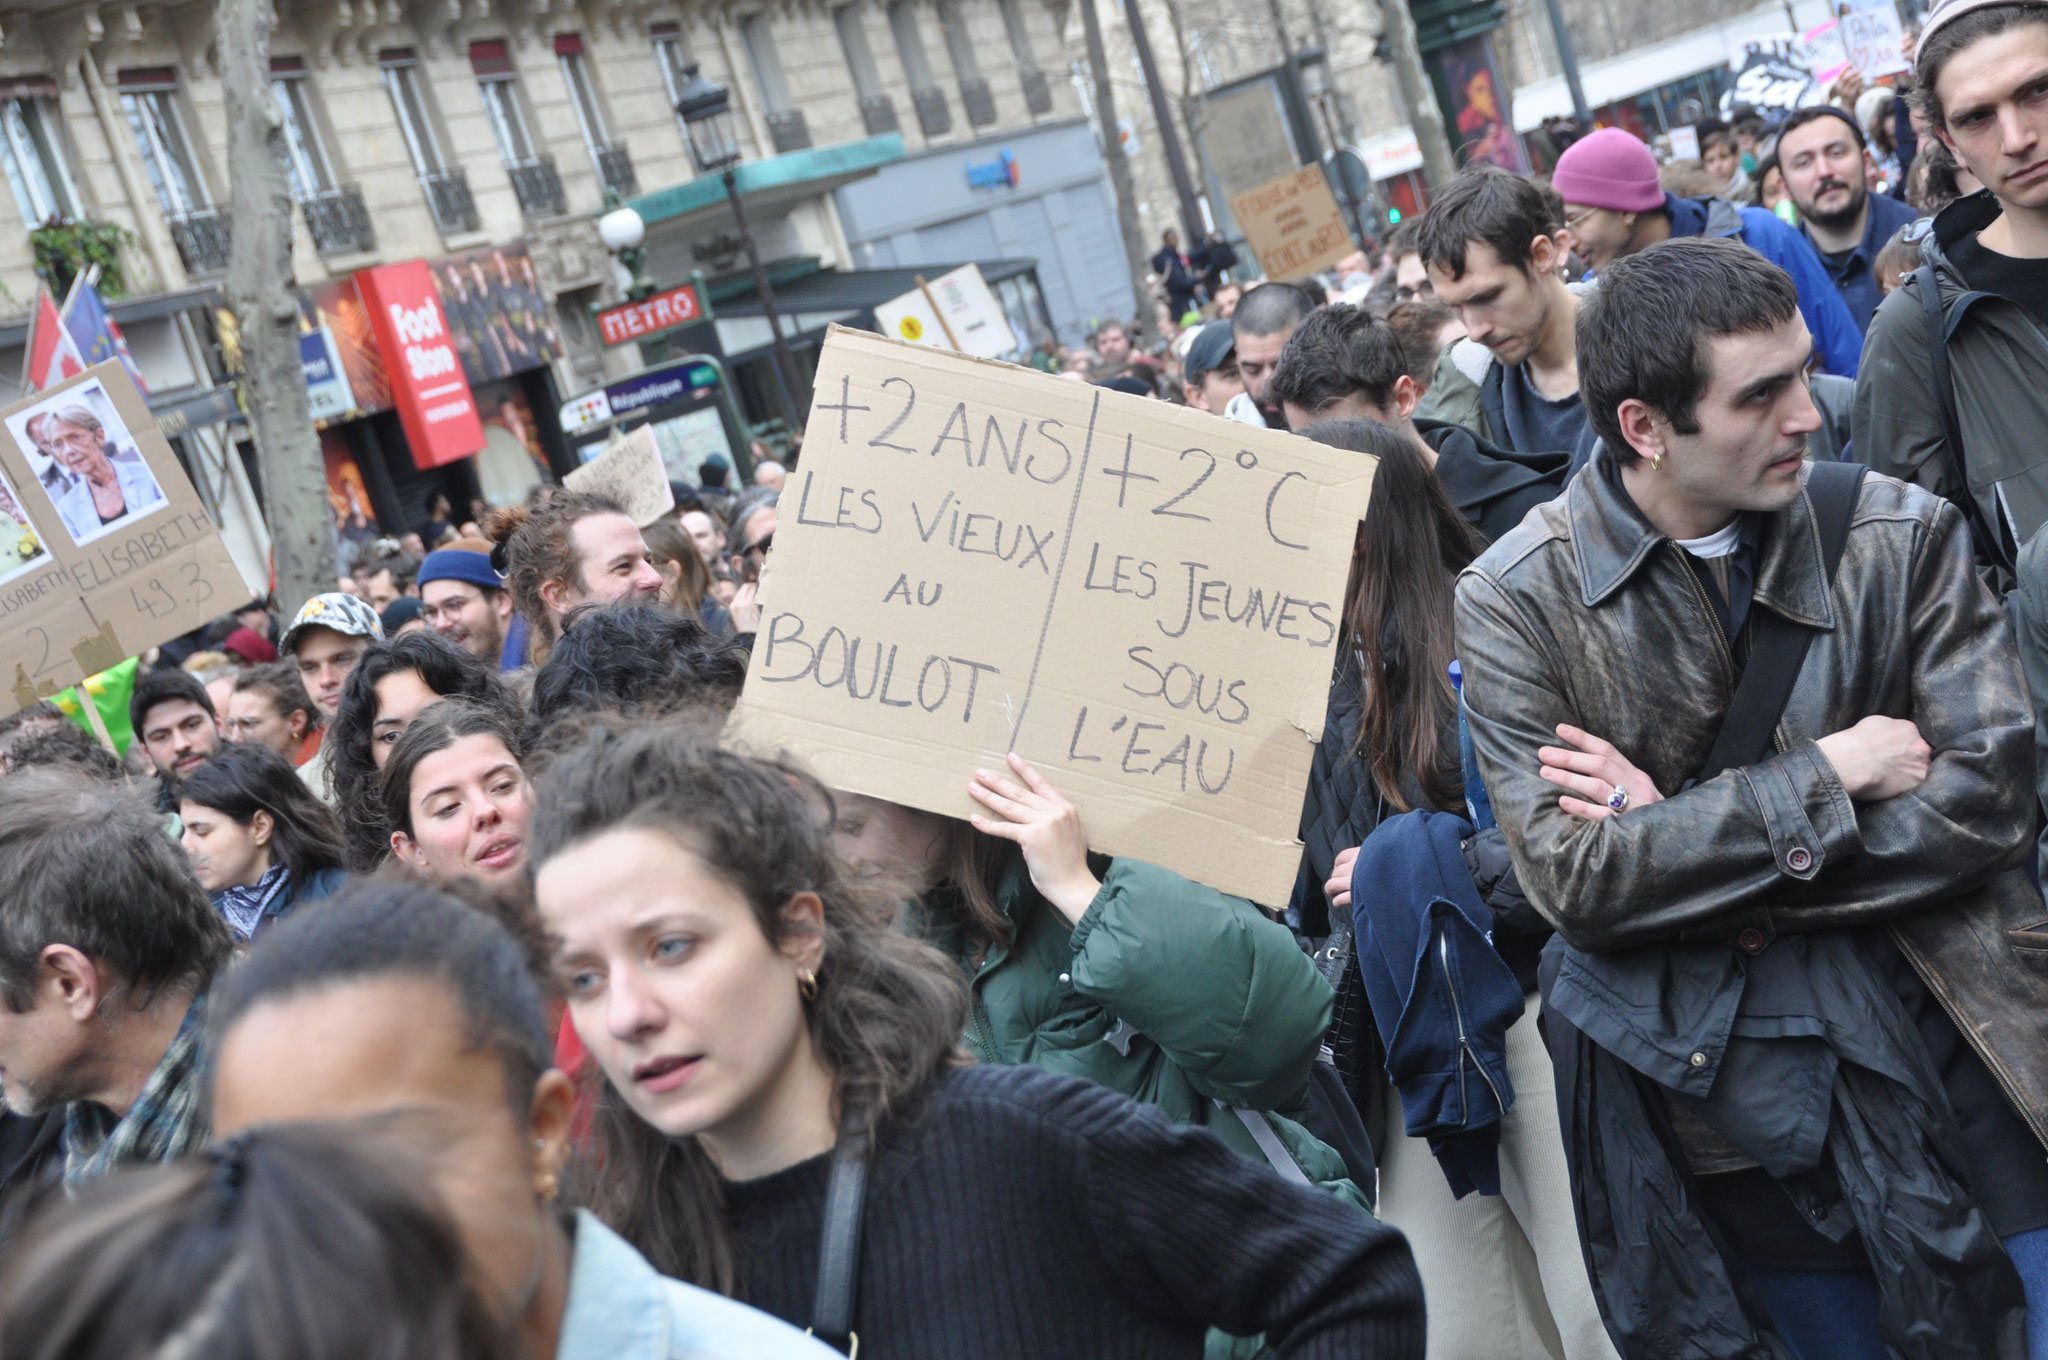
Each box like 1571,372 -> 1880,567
1550,127 -> 1664,214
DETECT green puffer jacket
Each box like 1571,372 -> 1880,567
916,848 -> 1366,1212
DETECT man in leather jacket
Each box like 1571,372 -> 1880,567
1454,236 -> 2048,1358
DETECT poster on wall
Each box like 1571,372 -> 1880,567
472,378 -> 553,509
1435,34 -> 1529,173
430,242 -> 564,387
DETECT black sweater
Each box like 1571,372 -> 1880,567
723,1064 -> 1423,1358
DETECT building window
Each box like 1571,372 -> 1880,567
380,48 -> 478,236
888,2 -> 950,138
936,1 -> 996,126
740,14 -> 810,152
272,58 -> 373,256
0,81 -> 79,226
996,0 -> 1053,115
557,35 -> 636,197
834,6 -> 898,136
119,69 -> 228,275
470,40 -> 566,218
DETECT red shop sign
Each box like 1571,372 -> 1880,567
595,282 -> 702,348
355,261 -> 487,470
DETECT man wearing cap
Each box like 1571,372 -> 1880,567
1776,104 -> 1922,333
418,538 -> 521,671
1551,126 -> 1864,377
1179,321 -> 1246,414
280,592 -> 383,802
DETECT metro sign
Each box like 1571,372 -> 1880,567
596,283 -> 703,348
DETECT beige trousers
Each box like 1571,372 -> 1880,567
1375,1000 -> 1621,1360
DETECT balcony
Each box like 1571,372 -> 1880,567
1019,67 -> 1052,116
765,109 -> 812,153
167,205 -> 230,276
595,142 -> 638,199
300,185 -> 376,257
911,86 -> 951,137
506,155 -> 567,219
420,168 -> 481,236
858,94 -> 899,136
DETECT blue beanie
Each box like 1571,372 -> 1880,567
418,546 -> 503,592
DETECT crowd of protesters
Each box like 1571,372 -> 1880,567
4,0 -> 2048,1356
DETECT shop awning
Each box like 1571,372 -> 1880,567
626,135 -> 906,229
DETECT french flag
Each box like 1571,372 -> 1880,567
24,285 -> 85,394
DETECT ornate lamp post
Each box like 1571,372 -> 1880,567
674,65 -> 801,422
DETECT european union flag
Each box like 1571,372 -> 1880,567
64,280 -> 149,395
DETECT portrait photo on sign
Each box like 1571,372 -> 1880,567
7,380 -> 166,547
0,462 -> 53,585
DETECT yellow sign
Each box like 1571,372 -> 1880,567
898,316 -> 924,342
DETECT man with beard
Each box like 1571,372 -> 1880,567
1777,105 -> 1921,332
129,669 -> 223,813
0,770 -> 233,1207
417,539 -> 519,671
1416,167 -> 1599,473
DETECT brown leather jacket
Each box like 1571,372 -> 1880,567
1454,456 -> 2048,1150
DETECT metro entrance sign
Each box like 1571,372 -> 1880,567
596,283 -> 703,348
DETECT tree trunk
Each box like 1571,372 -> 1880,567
1377,0 -> 1458,191
217,0 -> 330,617
1079,0 -> 1156,330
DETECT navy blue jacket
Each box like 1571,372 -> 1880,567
1350,809 -> 1525,1197
1664,194 -> 1863,378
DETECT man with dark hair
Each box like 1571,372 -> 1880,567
1151,229 -> 1203,321
1415,167 -> 1599,473
1551,126 -> 1863,376
0,770 -> 234,1190
1228,282 -> 1315,427
0,701 -> 65,774
1383,219 -> 1431,301
129,668 -> 222,808
1458,235 -> 2048,1355
1776,105 -> 1920,332
224,663 -> 322,766
362,545 -> 422,612
1266,304 -> 1566,540
1859,2 -> 2048,902
5,723 -> 126,782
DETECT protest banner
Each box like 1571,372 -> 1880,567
873,264 -> 1019,360
564,425 -> 674,527
0,361 -> 248,719
1841,0 -> 1908,78
728,326 -> 1377,902
1229,165 -> 1355,281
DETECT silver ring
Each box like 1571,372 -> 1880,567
1606,784 -> 1630,813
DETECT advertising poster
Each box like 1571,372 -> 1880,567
1437,34 -> 1529,173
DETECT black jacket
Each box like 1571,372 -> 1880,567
1415,419 -> 1569,545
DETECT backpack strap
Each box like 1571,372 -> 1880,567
808,1135 -> 868,1356
1916,262 -> 2014,575
1694,461 -> 1867,782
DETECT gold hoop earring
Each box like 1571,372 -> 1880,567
535,1172 -> 559,1204
799,969 -> 819,1002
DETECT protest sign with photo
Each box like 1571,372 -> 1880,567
1229,165 -> 1355,282
0,362 -> 247,718
729,327 -> 1377,902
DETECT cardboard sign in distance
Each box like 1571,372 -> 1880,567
0,362 -> 249,719
873,264 -> 1020,360
563,425 -> 676,528
1229,165 -> 1355,282
727,326 -> 1377,903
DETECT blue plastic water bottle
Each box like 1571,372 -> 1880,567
1449,660 -> 1495,831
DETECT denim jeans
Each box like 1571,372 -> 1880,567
1747,1225 -> 2048,1360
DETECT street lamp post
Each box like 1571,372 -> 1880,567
598,193 -> 654,300
673,65 -> 802,428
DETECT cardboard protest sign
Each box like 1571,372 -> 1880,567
1841,0 -> 1908,78
564,425 -> 675,527
873,264 -> 1019,360
728,327 -> 1377,902
1230,166 -> 1354,281
0,362 -> 248,719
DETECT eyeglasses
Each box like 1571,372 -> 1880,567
1562,206 -> 1604,232
742,533 -> 773,560
224,715 -> 275,734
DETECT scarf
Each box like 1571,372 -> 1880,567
215,864 -> 290,942
63,989 -> 211,1187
